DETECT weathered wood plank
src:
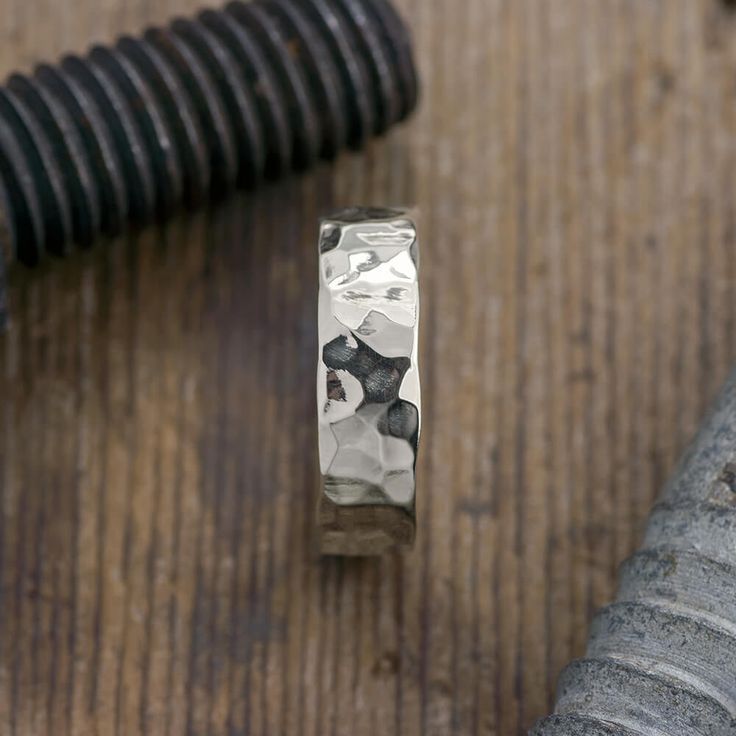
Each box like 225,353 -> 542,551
2,1 -> 736,734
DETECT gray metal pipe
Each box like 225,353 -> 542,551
532,369 -> 736,735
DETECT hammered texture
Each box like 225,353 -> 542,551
317,207 -> 419,553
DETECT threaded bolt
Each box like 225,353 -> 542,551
532,369 -> 736,735
0,0 -> 418,280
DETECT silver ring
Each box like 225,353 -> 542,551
316,207 -> 420,555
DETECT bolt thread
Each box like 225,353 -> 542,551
0,0 -> 418,267
532,371 -> 736,735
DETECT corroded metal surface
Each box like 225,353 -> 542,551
316,207 -> 419,555
532,369 -> 736,735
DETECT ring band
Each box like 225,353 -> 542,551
316,207 -> 420,555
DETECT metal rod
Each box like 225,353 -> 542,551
532,368 -> 736,735
0,0 -> 419,324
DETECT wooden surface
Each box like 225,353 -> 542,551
2,1 -> 736,734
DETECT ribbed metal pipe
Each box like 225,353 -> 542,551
532,370 -> 736,735
0,0 -> 418,280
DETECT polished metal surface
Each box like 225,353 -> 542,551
316,206 -> 419,555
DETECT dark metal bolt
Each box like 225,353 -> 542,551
0,0 -> 419,298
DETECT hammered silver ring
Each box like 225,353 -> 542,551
316,207 -> 420,555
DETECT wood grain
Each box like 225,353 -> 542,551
2,1 -> 736,734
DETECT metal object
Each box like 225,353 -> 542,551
316,207 -> 420,555
0,0 -> 419,322
532,369 -> 736,735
